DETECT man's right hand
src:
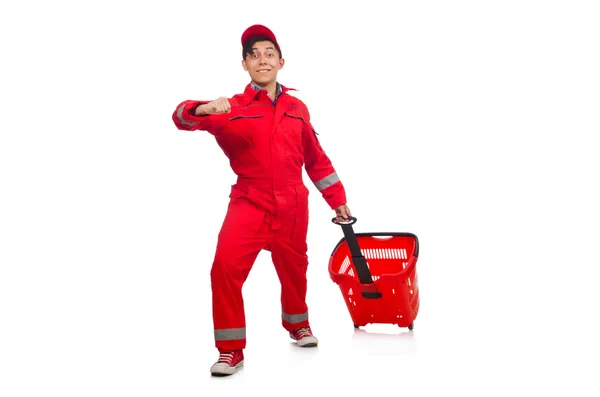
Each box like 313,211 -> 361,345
194,97 -> 231,115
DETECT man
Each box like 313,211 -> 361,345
172,24 -> 351,376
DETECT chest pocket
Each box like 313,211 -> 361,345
282,108 -> 308,145
226,105 -> 268,135
228,113 -> 265,121
222,110 -> 267,151
283,108 -> 308,124
228,102 -> 269,120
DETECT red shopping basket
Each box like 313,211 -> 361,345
328,217 -> 420,330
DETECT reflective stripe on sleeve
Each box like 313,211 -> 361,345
314,172 -> 340,191
177,104 -> 196,127
282,311 -> 309,324
214,328 -> 246,341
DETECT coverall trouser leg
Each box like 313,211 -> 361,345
210,184 -> 310,352
270,185 -> 310,332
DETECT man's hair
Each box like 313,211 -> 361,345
242,36 -> 282,60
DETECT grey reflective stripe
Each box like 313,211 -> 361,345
314,172 -> 340,191
177,104 -> 195,127
214,328 -> 246,341
282,311 -> 308,324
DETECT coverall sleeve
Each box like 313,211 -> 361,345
302,122 -> 347,210
172,100 -> 227,134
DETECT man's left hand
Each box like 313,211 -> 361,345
333,204 -> 352,223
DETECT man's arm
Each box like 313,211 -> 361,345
172,97 -> 231,132
302,121 -> 349,215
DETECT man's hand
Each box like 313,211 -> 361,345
333,204 -> 352,223
195,97 -> 231,115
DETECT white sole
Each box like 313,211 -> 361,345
210,361 -> 244,376
290,334 -> 318,347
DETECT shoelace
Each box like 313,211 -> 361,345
295,327 -> 312,338
217,352 -> 234,364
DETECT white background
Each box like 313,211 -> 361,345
1,0 -> 599,395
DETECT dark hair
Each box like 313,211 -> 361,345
242,36 -> 282,59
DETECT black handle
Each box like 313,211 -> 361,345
331,217 -> 382,299
331,216 -> 357,226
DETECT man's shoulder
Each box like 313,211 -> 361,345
282,90 -> 309,110
231,92 -> 247,100
229,90 -> 253,107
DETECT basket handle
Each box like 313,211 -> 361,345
331,216 -> 357,226
331,217 -> 382,299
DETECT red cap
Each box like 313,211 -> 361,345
241,24 -> 280,52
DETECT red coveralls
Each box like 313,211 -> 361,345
172,83 -> 347,351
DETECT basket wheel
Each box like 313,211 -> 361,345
408,323 -> 414,331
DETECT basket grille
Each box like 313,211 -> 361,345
361,248 -> 408,260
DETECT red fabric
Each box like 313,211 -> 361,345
241,24 -> 279,48
172,84 -> 347,351
211,186 -> 310,350
215,350 -> 243,365
172,84 -> 347,209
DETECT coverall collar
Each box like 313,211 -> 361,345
243,82 -> 296,106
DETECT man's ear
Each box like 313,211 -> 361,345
279,58 -> 285,69
242,59 -> 248,71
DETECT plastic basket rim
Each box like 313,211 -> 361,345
330,232 -> 420,258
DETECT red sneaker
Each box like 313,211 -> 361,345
210,350 -> 244,376
289,326 -> 318,347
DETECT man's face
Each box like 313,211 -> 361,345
242,40 -> 284,86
